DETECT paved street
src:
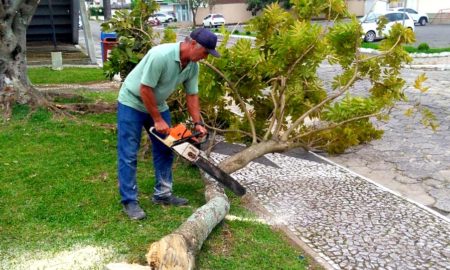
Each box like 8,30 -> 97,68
413,24 -> 450,47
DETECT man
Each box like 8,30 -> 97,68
117,28 -> 220,220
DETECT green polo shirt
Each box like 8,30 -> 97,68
118,42 -> 199,112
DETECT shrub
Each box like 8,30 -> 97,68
89,7 -> 104,16
233,30 -> 240,35
417,43 -> 430,51
101,0 -> 159,80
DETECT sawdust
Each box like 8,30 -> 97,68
1,245 -> 117,270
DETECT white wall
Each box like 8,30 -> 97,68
195,3 -> 253,25
365,0 -> 388,14
416,0 -> 450,14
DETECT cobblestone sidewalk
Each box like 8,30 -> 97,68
210,150 -> 450,270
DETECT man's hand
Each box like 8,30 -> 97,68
154,119 -> 170,135
194,123 -> 208,137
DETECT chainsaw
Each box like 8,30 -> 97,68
147,124 -> 246,197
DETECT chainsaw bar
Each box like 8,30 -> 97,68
194,156 -> 246,196
146,126 -> 246,197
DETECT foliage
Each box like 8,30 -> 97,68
246,0 -> 291,16
89,6 -> 104,16
196,1 -> 427,154
417,42 -> 430,51
404,73 -> 439,131
160,28 -> 177,44
0,102 -> 308,268
101,0 -> 159,80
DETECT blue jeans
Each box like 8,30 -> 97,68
117,102 -> 174,204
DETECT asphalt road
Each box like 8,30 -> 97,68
82,20 -> 450,66
413,24 -> 450,47
226,22 -> 450,48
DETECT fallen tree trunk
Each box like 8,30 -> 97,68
146,140 -> 293,269
147,173 -> 229,270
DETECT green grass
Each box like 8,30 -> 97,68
28,67 -> 108,84
362,42 -> 450,54
0,102 -> 309,269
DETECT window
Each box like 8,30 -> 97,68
364,12 -> 379,23
385,13 -> 397,22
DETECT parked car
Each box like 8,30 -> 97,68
390,7 -> 429,26
360,11 -> 415,42
203,14 -> 225,28
166,11 -> 178,22
153,12 -> 176,23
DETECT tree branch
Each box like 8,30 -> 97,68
201,60 -> 258,144
282,66 -> 359,141
205,123 -> 262,142
263,86 -> 278,140
292,112 -> 382,141
357,35 -> 402,63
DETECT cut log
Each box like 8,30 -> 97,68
146,173 -> 230,270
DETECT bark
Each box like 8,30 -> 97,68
0,0 -> 46,118
146,140 -> 292,269
219,140 -> 291,174
147,174 -> 229,270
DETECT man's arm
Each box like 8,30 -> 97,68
186,93 -> 207,136
140,84 -> 170,134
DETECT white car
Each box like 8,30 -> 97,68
203,14 -> 225,28
153,13 -> 175,23
360,11 -> 415,42
390,7 -> 429,26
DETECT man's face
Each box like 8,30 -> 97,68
190,41 -> 209,62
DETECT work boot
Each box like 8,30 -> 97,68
152,195 -> 189,206
123,201 -> 146,220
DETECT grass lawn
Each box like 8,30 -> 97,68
28,67 -> 108,84
362,42 -> 450,54
0,71 -> 312,269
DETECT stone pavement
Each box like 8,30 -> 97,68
210,146 -> 450,270
318,66 -> 450,217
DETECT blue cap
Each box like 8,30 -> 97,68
190,28 -> 220,58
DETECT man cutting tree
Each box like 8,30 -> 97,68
117,28 -> 220,220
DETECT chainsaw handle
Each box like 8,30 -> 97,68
148,127 -> 172,146
148,126 -> 209,147
191,131 -> 209,145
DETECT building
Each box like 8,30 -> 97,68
27,0 -> 80,44
194,0 -> 253,25
346,0 -> 450,22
